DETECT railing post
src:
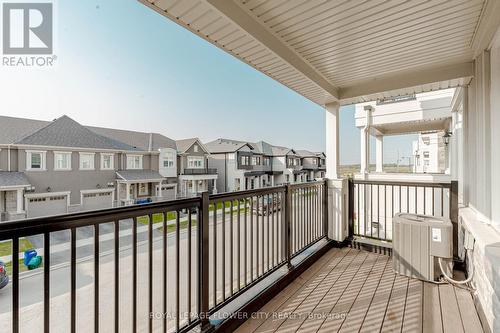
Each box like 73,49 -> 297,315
199,192 -> 213,332
323,179 -> 328,237
450,180 -> 459,259
285,184 -> 293,269
348,179 -> 355,239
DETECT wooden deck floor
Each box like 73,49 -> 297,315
235,247 -> 484,333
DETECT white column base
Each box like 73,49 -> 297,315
327,179 -> 349,242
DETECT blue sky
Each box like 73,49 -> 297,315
0,0 -> 415,164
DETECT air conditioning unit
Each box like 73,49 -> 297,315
393,213 -> 453,282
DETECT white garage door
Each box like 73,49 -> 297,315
27,195 -> 68,218
82,191 -> 113,211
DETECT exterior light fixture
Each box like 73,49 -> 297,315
443,131 -> 452,146
96,184 -> 101,189
46,187 -> 52,192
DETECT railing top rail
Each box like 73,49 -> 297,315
209,186 -> 286,202
290,180 -> 326,190
0,196 -> 201,240
352,179 -> 452,188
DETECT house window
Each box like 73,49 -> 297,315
27,151 -> 46,170
54,152 -> 71,170
422,136 -> 430,145
101,153 -> 114,170
188,156 -> 204,168
79,153 -> 95,170
193,145 -> 199,153
263,157 -> 270,166
424,160 -> 430,166
286,175 -> 290,182
163,152 -> 175,168
312,159 -> 317,165
127,155 -> 143,169
423,151 -> 430,158
138,183 -> 149,196
241,156 -> 250,166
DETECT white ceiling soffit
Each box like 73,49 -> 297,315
139,0 -> 499,106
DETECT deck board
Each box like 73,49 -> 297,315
423,282 -> 443,333
439,284 -> 465,333
236,247 -> 485,333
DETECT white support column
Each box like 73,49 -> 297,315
360,106 -> 372,176
325,101 -> 340,179
126,183 -> 131,202
375,135 -> 383,173
158,182 -> 163,198
16,189 -> 23,213
271,175 -> 274,187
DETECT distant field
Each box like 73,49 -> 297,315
339,164 -> 413,178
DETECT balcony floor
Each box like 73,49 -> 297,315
236,247 -> 484,333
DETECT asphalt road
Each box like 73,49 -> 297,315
0,197 -> 323,332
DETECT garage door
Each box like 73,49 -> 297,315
82,191 -> 113,211
27,195 -> 68,218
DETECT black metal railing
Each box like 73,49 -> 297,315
182,168 -> 218,175
349,179 -> 458,248
1,181 -> 328,333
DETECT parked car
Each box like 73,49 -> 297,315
0,261 -> 8,289
253,196 -> 282,216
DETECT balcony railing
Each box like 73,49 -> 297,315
182,168 -> 217,175
348,179 -> 458,255
1,180 -> 327,333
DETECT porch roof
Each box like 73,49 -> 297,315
138,0 -> 500,105
0,172 -> 30,188
116,170 -> 164,182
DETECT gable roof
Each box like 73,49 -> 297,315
88,126 -> 176,151
176,138 -> 209,154
296,150 -> 319,158
0,115 -> 49,145
0,172 -> 31,188
271,145 -> 295,156
205,138 -> 255,153
16,115 -> 139,151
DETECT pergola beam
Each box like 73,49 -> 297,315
206,0 -> 339,101
338,62 -> 473,101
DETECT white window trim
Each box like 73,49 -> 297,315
79,152 -> 95,170
26,150 -> 47,171
127,154 -> 143,170
187,156 -> 204,168
162,152 -> 175,168
54,151 -> 72,171
100,153 -> 114,170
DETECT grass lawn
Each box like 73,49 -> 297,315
0,238 -> 42,274
0,238 -> 35,257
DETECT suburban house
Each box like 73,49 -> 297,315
175,138 -> 217,197
355,89 -> 454,178
88,124 -> 179,200
205,138 -> 324,193
296,150 -> 327,181
413,132 -> 447,174
0,115 -> 176,220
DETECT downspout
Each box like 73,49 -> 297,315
7,145 -> 11,171
361,106 -> 372,176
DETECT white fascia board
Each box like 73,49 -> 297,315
25,191 -> 71,198
339,62 -> 473,101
